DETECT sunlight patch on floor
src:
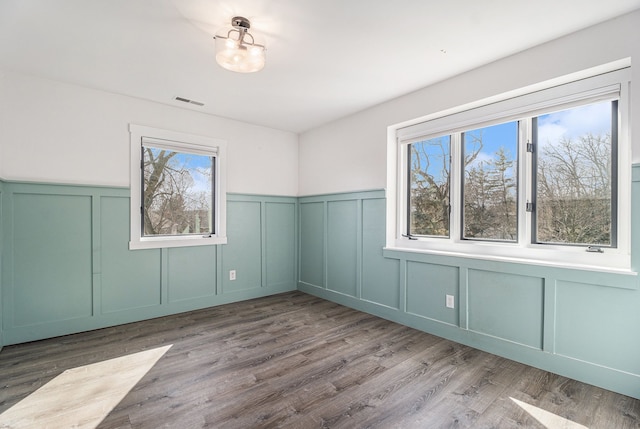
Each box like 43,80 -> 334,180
511,397 -> 589,429
0,344 -> 172,429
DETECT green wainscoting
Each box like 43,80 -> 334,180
299,201 -> 324,287
555,280 -> 640,375
467,269 -> 544,349
222,200 -> 262,294
0,182 -> 297,345
362,198 -> 400,309
3,174 -> 640,399
167,246 -> 217,303
406,261 -> 459,327
100,196 -> 161,313
297,177 -> 640,399
265,202 -> 297,289
327,199 -> 358,296
12,193 -> 93,327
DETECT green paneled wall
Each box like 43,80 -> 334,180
0,182 -> 297,345
327,200 -> 358,296
297,179 -> 640,399
167,246 -> 217,303
406,261 -> 459,326
299,201 -> 324,287
362,198 -> 399,308
555,280 -> 640,375
100,196 -> 161,313
222,201 -> 262,294
265,202 -> 296,288
2,175 -> 640,399
11,193 -> 93,327
467,270 -> 543,349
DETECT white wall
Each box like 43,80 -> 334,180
0,72 -> 298,196
298,9 -> 640,196
0,70 -> 6,176
2,10 -> 638,198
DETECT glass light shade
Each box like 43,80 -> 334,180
215,35 -> 265,73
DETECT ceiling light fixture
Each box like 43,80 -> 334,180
214,16 -> 266,73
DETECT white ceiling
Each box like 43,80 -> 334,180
1,0 -> 639,134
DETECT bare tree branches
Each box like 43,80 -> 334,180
143,148 -> 212,236
536,133 -> 611,245
410,137 -> 451,236
409,132 -> 611,245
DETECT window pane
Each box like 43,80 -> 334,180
143,146 -> 214,236
409,136 -> 450,237
462,121 -> 518,241
534,101 -> 615,246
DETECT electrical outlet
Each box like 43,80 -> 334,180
446,294 -> 455,309
229,270 -> 236,281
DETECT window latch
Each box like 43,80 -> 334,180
586,246 -> 604,253
526,142 -> 534,153
526,201 -> 534,212
402,234 -> 418,241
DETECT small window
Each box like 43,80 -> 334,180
533,100 -> 617,247
129,125 -> 227,249
142,144 -> 215,237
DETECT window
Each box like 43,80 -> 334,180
462,121 -> 518,242
142,143 -> 214,237
393,67 -> 631,270
129,124 -> 227,249
409,135 -> 451,237
533,101 -> 617,247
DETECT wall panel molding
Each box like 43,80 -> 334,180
0,182 -> 297,345
3,180 -> 640,399
298,187 -> 640,400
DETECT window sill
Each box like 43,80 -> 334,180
383,245 -> 638,278
129,235 -> 227,250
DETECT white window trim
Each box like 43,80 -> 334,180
129,124 -> 227,250
386,64 -> 632,272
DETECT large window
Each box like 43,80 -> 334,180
394,68 -> 630,269
129,125 -> 227,249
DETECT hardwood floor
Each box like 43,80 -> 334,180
0,291 -> 638,428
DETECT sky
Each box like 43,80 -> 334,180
173,152 -> 213,195
464,121 -> 517,169
537,100 -> 612,150
412,99 -> 613,181
147,148 -> 213,196
411,122 -> 517,183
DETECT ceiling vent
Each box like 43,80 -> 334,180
174,96 -> 204,107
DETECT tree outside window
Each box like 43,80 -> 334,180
409,136 -> 450,237
406,100 -> 616,248
534,101 -> 616,246
142,146 -> 214,236
462,121 -> 518,242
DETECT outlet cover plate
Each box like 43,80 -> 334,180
446,294 -> 455,308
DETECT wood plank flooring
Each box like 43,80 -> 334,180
0,291 -> 638,428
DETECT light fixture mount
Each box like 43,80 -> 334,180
214,16 -> 266,73
231,16 -> 251,31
